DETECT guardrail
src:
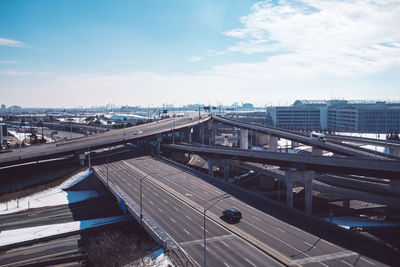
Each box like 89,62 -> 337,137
93,167 -> 197,267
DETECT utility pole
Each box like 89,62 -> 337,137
203,195 -> 230,267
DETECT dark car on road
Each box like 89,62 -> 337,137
222,208 -> 242,222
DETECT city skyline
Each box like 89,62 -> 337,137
1,0 -> 400,108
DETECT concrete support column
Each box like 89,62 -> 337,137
258,133 -> 269,146
304,177 -> 313,214
79,154 -> 85,167
188,128 -> 193,143
207,158 -> 214,177
269,135 -> 278,152
286,180 -> 293,209
390,179 -> 400,193
285,170 -> 315,213
240,129 -> 249,149
292,141 -> 299,149
343,198 -> 350,210
389,148 -> 399,157
223,160 -> 230,182
312,147 -> 323,156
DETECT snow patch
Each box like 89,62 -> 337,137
0,215 -> 131,248
0,169 -> 98,215
322,216 -> 400,229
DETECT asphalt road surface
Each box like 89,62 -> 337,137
94,154 -> 391,266
0,116 -> 209,167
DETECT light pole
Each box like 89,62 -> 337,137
139,175 -> 149,226
203,195 -> 230,267
172,116 -> 175,144
106,147 -> 109,186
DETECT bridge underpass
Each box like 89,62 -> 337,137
91,151 -> 394,266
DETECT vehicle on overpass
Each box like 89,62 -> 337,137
310,131 -> 326,142
134,130 -> 143,135
222,208 -> 242,222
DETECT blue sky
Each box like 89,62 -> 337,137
1,0 -> 399,108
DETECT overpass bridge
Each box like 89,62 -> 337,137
164,143 -> 400,214
164,144 -> 400,180
0,116 -> 210,168
211,116 -> 392,159
326,134 -> 400,156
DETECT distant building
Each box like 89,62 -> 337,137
268,100 -> 400,132
0,123 -> 7,147
242,103 -> 254,110
1,104 -> 5,113
267,100 -> 327,130
9,105 -> 22,113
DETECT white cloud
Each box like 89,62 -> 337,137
0,60 -> 19,64
0,37 -> 24,47
186,56 -> 203,62
2,70 -> 50,76
222,0 -> 400,76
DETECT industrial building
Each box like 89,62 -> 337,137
268,100 -> 400,133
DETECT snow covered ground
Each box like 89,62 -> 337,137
0,169 -> 98,214
129,248 -> 174,267
322,216 -> 400,230
0,215 -> 131,248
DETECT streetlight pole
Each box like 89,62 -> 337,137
203,195 -> 230,267
140,177 -> 144,225
106,147 -> 109,186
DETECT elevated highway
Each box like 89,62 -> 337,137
212,116 -> 391,159
93,154 -> 390,266
164,143 -> 400,180
0,116 -> 210,168
326,134 -> 400,151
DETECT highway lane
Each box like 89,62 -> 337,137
112,155 -> 388,267
0,235 -> 82,266
0,195 -> 120,231
0,116 -> 210,167
95,162 -> 285,267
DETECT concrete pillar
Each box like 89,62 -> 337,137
285,170 -> 315,213
390,180 -> 400,193
389,148 -> 399,157
312,147 -> 323,156
292,141 -> 299,149
343,198 -> 350,210
240,129 -> 249,149
304,177 -> 313,214
269,135 -> 278,152
207,158 -> 214,177
258,133 -> 269,146
223,160 -> 230,181
188,128 -> 193,143
286,180 -> 293,208
79,154 -> 85,167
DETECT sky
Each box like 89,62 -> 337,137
0,0 -> 400,108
